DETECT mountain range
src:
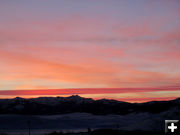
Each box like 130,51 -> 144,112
0,95 -> 180,115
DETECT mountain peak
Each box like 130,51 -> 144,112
14,97 -> 24,100
68,94 -> 83,99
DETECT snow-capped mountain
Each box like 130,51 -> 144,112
0,95 -> 179,115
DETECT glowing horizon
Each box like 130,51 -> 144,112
0,87 -> 179,103
0,0 -> 180,102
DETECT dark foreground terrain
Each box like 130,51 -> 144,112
46,129 -> 163,135
0,96 -> 179,135
0,129 -> 163,135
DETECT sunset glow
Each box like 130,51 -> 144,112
0,0 -> 180,102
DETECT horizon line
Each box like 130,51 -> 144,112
0,95 -> 179,103
1,87 -> 179,103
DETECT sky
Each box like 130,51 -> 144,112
0,0 -> 180,102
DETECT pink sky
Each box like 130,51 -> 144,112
0,0 -> 180,102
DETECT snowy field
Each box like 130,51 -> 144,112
0,108 -> 179,135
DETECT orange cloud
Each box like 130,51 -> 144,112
1,45 -> 180,89
0,87 -> 179,95
0,11 -> 179,90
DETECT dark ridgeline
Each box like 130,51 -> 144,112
0,95 -> 179,115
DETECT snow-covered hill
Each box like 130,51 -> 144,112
0,108 -> 179,133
